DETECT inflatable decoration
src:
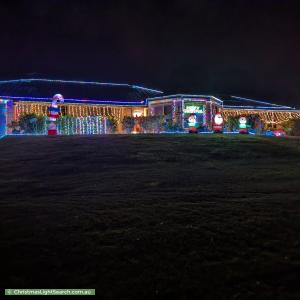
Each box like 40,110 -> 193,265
213,113 -> 224,133
188,114 -> 198,133
239,116 -> 248,134
47,94 -> 64,135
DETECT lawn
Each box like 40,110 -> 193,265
0,134 -> 299,299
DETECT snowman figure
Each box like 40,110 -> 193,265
239,116 -> 248,134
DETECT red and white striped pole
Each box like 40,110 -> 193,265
47,94 -> 64,136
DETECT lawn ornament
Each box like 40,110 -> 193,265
213,113 -> 224,133
239,116 -> 248,134
272,129 -> 286,137
47,94 -> 64,135
188,114 -> 198,133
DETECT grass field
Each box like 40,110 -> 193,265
1,134 -> 300,299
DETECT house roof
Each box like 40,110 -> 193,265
223,96 -> 296,111
147,94 -> 223,105
0,79 -> 297,111
147,94 -> 297,111
0,78 -> 163,106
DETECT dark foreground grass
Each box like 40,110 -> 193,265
0,134 -> 300,299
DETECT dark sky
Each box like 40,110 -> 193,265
0,0 -> 300,106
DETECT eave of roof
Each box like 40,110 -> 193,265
0,78 -> 163,95
147,94 -> 223,104
0,78 -> 163,105
224,95 -> 296,110
0,95 -> 147,106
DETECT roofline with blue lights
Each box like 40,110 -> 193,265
0,96 -> 147,106
223,106 -> 300,112
147,94 -> 223,104
230,95 -> 295,109
0,80 -> 298,110
0,78 -> 164,95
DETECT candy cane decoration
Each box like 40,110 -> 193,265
47,94 -> 64,135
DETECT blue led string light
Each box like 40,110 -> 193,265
0,95 -> 147,106
224,105 -> 299,111
230,95 -> 294,109
147,94 -> 223,105
0,78 -> 163,95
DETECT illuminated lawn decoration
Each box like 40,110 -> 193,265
273,129 -> 286,137
47,94 -> 64,135
213,113 -> 224,133
239,116 -> 248,134
184,102 -> 205,133
188,114 -> 197,127
183,105 -> 204,114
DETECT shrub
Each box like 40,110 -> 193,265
122,116 -> 135,133
140,116 -> 165,133
106,116 -> 118,133
19,113 -> 46,134
7,120 -> 21,134
226,116 -> 239,131
282,119 -> 300,136
164,120 -> 184,132
249,115 -> 264,134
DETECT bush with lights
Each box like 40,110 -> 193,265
140,116 -> 164,133
282,119 -> 300,136
164,120 -> 184,132
106,115 -> 118,133
225,116 -> 239,132
19,113 -> 47,134
122,116 -> 135,133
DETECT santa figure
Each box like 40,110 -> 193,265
213,113 -> 224,133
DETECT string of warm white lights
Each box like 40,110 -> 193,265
57,116 -> 105,135
223,109 -> 300,124
12,102 -> 300,127
13,102 -> 124,123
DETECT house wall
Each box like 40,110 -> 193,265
7,101 -> 148,134
148,97 -> 222,130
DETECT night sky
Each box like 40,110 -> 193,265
0,0 -> 299,106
